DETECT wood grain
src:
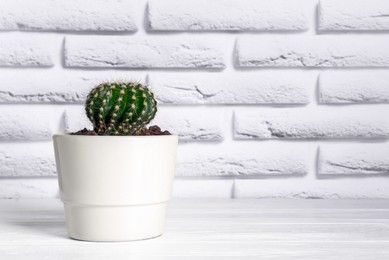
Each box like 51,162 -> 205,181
0,199 -> 389,259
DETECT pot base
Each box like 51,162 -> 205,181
63,202 -> 167,242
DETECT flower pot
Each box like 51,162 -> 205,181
53,134 -> 178,242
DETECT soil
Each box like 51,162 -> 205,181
137,125 -> 171,136
71,125 -> 171,136
71,128 -> 97,135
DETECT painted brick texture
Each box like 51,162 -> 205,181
148,0 -> 310,31
0,35 -> 54,67
319,72 -> 389,104
319,144 -> 389,175
0,0 -> 389,199
176,144 -> 310,176
319,0 -> 389,31
0,143 -> 56,177
0,107 -> 54,141
0,0 -> 137,32
148,72 -> 313,105
234,108 -> 389,139
64,36 -> 225,69
237,36 -> 389,67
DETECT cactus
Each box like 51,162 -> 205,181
85,82 -> 157,135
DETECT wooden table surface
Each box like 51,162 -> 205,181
1,199 -> 389,259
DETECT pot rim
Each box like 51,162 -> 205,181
53,134 -> 178,139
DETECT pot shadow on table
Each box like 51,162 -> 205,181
1,197 -> 69,240
9,217 -> 69,240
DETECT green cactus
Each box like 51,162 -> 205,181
85,82 -> 157,135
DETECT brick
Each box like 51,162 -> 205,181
65,36 -> 225,69
0,143 -> 55,177
319,0 -> 389,31
176,143 -> 310,176
234,108 -> 389,139
148,71 -> 313,104
154,108 -> 224,141
0,0 -> 137,32
65,106 -> 224,141
0,71 -> 146,103
173,180 -> 233,198
320,71 -> 389,103
234,179 -> 389,199
237,36 -> 389,67
319,144 -> 389,175
0,106 -> 54,141
148,0 -> 309,31
64,107 -> 92,133
0,35 -> 53,67
0,178 -> 58,199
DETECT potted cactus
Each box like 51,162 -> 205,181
53,82 -> 178,242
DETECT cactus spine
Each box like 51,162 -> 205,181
85,82 -> 157,135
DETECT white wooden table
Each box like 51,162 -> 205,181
1,199 -> 389,259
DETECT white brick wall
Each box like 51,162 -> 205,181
0,35 -> 54,67
319,0 -> 389,31
234,108 -> 389,139
176,143 -> 310,176
148,71 -> 313,104
0,143 -> 56,177
148,0 -> 310,31
237,36 -> 389,67
0,0 -> 389,199
64,36 -> 225,69
0,107 -> 55,141
319,144 -> 389,175
0,0 -> 137,32
319,71 -> 389,103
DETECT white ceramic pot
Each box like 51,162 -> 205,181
53,135 -> 178,242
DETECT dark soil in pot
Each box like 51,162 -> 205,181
71,125 -> 171,136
